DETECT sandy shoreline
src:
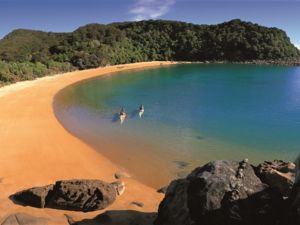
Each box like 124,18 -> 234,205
0,61 -> 177,224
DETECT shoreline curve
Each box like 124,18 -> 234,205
0,61 -> 177,224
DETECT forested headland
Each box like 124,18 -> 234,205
0,19 -> 299,85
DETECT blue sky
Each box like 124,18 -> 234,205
0,0 -> 299,48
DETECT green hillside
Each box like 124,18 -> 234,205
0,19 -> 299,85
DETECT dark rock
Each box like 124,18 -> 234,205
11,179 -> 122,212
155,160 -> 284,225
289,184 -> 300,225
157,186 -> 168,194
1,213 -> 48,225
155,179 -> 193,225
46,179 -> 117,212
131,201 -> 144,208
255,160 -> 295,197
289,155 -> 300,225
12,184 -> 53,208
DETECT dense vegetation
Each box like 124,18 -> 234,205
0,19 -> 299,85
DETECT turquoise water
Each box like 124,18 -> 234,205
54,64 -> 300,187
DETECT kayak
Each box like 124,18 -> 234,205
119,107 -> 127,124
119,113 -> 126,124
139,105 -> 144,118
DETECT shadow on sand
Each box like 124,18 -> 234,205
69,210 -> 157,225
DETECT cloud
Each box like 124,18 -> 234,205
130,0 -> 176,21
295,44 -> 300,50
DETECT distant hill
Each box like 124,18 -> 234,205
0,29 -> 65,62
0,19 -> 299,84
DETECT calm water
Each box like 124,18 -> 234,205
54,64 -> 300,187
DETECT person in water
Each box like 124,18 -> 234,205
120,107 -> 127,117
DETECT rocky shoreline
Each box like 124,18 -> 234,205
155,158 -> 299,225
233,59 -> 300,66
185,58 -> 300,66
1,157 -> 299,225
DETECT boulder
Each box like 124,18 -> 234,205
294,154 -> 300,185
155,179 -> 193,225
289,155 -> 300,225
11,179 -> 124,212
255,160 -> 295,197
289,184 -> 300,225
1,213 -> 48,225
46,180 -> 117,212
155,160 -> 284,225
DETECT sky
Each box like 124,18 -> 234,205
0,0 -> 299,48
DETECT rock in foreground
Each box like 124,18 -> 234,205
155,160 -> 284,225
290,183 -> 300,225
289,155 -> 300,225
255,160 -> 295,197
12,179 -> 125,212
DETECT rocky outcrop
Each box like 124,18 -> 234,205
255,160 -> 295,197
155,178 -> 193,225
289,155 -> 300,225
6,158 -> 299,225
46,180 -> 118,212
12,179 -> 125,212
289,184 -> 300,225
0,213 -> 48,225
155,159 -> 284,225
294,154 -> 300,184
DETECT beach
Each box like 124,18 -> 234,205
0,61 -> 177,224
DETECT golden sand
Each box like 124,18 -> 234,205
0,62 -> 177,224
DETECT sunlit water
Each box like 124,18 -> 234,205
54,64 -> 300,187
